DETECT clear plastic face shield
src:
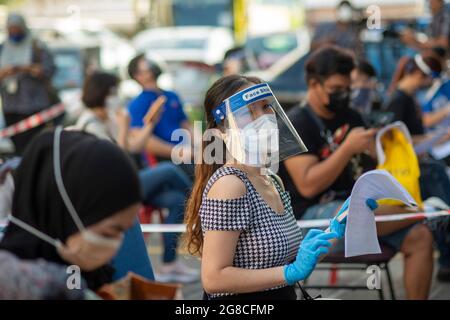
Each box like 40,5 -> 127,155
213,83 -> 307,172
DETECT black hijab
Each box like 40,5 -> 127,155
0,129 -> 142,290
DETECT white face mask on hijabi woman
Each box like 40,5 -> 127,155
8,126 -> 123,271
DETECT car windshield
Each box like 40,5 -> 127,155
144,37 -> 207,50
52,51 -> 84,90
247,33 -> 297,54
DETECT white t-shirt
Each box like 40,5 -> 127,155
74,109 -> 118,142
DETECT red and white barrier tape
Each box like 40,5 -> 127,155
0,103 -> 65,138
139,210 -> 450,233
1,210 -> 448,233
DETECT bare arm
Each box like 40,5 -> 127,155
145,135 -> 174,159
202,230 -> 286,294
374,204 -> 421,236
201,175 -> 287,294
284,127 -> 377,198
401,29 -> 449,51
284,149 -> 353,199
422,104 -> 450,128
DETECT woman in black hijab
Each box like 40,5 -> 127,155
0,128 -> 142,290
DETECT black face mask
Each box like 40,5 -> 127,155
326,89 -> 351,113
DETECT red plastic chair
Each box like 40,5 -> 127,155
139,205 -> 165,224
139,152 -> 167,240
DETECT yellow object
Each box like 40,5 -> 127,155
377,128 -> 423,208
233,0 -> 247,45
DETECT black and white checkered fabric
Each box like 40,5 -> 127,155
200,166 -> 302,298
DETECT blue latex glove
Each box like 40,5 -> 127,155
330,197 -> 379,239
284,229 -> 339,285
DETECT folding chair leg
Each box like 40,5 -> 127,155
385,264 -> 396,300
377,287 -> 385,300
377,263 -> 384,300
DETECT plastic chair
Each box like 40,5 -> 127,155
111,219 -> 155,281
303,244 -> 397,300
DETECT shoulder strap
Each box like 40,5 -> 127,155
80,117 -> 99,132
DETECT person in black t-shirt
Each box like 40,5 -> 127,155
386,53 -> 450,283
385,53 -> 443,137
280,105 -> 374,218
279,46 -> 437,299
278,46 -> 378,220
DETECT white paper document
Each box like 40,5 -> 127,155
414,127 -> 448,155
345,170 -> 417,257
431,140 -> 450,160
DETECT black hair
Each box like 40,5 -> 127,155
388,53 -> 443,94
432,46 -> 447,59
127,53 -> 144,80
127,53 -> 162,81
403,54 -> 442,76
355,59 -> 377,78
338,0 -> 354,9
224,46 -> 245,61
82,71 -> 118,109
305,45 -> 355,83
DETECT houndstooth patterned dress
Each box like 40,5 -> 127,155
200,166 -> 302,298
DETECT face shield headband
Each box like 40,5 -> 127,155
211,83 -> 307,170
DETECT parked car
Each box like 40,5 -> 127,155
245,30 -> 308,70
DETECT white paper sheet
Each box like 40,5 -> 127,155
414,127 -> 448,155
345,170 -> 417,257
431,140 -> 450,160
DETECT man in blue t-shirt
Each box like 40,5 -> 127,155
127,54 -> 193,163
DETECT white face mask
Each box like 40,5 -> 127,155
337,6 -> 353,22
106,95 -> 123,111
8,126 -> 124,271
225,114 -> 279,166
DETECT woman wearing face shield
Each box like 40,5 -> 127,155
183,75 -> 352,300
0,129 -> 142,290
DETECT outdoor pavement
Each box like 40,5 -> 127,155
145,233 -> 450,300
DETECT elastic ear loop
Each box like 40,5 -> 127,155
8,214 -> 62,248
53,126 -> 86,233
4,127 -> 82,248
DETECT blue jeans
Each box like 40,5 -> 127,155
419,158 -> 450,267
139,162 -> 192,263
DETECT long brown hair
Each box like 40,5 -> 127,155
183,74 -> 262,256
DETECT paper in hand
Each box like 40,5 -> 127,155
345,170 -> 417,257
